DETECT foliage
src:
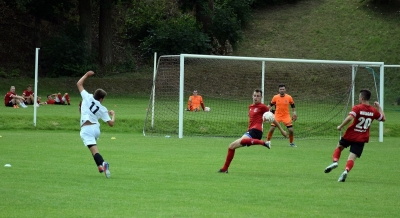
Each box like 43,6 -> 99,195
124,0 -> 180,42
210,1 -> 242,53
139,14 -> 211,58
4,0 -> 75,21
251,0 -> 300,7
0,68 -> 7,78
40,25 -> 98,78
224,0 -> 255,27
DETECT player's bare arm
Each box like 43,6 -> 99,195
107,110 -> 116,127
77,71 -> 95,93
374,101 -> 386,121
337,115 -> 354,130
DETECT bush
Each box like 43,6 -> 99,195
139,14 -> 211,58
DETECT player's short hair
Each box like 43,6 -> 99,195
27,84 -> 32,88
278,84 -> 286,88
47,94 -> 51,98
360,89 -> 371,101
94,88 -> 107,101
254,89 -> 262,96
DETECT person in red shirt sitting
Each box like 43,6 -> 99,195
22,84 -> 35,105
42,93 -> 71,105
4,86 -> 28,108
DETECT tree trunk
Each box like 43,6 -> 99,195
99,0 -> 113,65
79,0 -> 92,55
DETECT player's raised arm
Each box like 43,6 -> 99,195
77,71 -> 95,93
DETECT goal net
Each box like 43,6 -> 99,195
143,54 -> 384,141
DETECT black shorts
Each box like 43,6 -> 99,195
339,137 -> 365,158
24,101 -> 34,105
243,128 -> 263,140
5,102 -> 14,107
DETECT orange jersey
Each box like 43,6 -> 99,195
187,95 -> 204,111
270,94 -> 294,121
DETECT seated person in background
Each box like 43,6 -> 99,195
186,90 -> 205,112
43,93 -> 71,105
22,84 -> 35,105
4,86 -> 28,108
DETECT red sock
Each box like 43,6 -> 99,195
267,132 -> 273,141
221,148 -> 235,171
240,138 -> 264,146
289,135 -> 294,143
57,94 -> 64,104
333,148 -> 342,162
65,94 -> 70,104
345,160 -> 354,172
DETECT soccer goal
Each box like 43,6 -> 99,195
143,54 -> 384,141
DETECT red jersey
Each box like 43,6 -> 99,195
4,91 -> 16,106
248,103 -> 269,131
46,99 -> 56,104
23,90 -> 34,97
343,104 -> 384,143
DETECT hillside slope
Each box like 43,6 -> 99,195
235,0 -> 400,64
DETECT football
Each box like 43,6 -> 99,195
204,107 -> 211,112
263,111 -> 275,122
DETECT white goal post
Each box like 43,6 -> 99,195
144,54 -> 385,142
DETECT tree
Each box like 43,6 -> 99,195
179,0 -> 214,33
99,0 -> 114,65
79,0 -> 92,55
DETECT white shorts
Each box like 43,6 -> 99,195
80,124 -> 100,146
55,96 -> 66,103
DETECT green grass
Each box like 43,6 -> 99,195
236,0 -> 400,64
1,131 -> 399,217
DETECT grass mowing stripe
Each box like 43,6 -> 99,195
1,131 -> 399,217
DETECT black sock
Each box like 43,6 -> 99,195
93,153 -> 104,166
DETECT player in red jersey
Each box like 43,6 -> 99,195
324,89 -> 385,182
22,84 -> 35,105
266,84 -> 297,147
4,86 -> 28,108
218,89 -> 287,173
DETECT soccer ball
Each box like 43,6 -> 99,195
204,107 -> 211,112
263,111 -> 275,122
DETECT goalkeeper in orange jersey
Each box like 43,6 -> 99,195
266,84 -> 297,147
186,90 -> 205,112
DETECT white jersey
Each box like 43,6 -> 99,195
80,90 -> 111,127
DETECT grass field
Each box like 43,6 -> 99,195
1,95 -> 400,217
1,131 -> 400,217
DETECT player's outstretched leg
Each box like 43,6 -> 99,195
264,141 -> 271,149
338,170 -> 348,182
324,162 -> 338,173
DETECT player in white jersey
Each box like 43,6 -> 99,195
77,71 -> 116,178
